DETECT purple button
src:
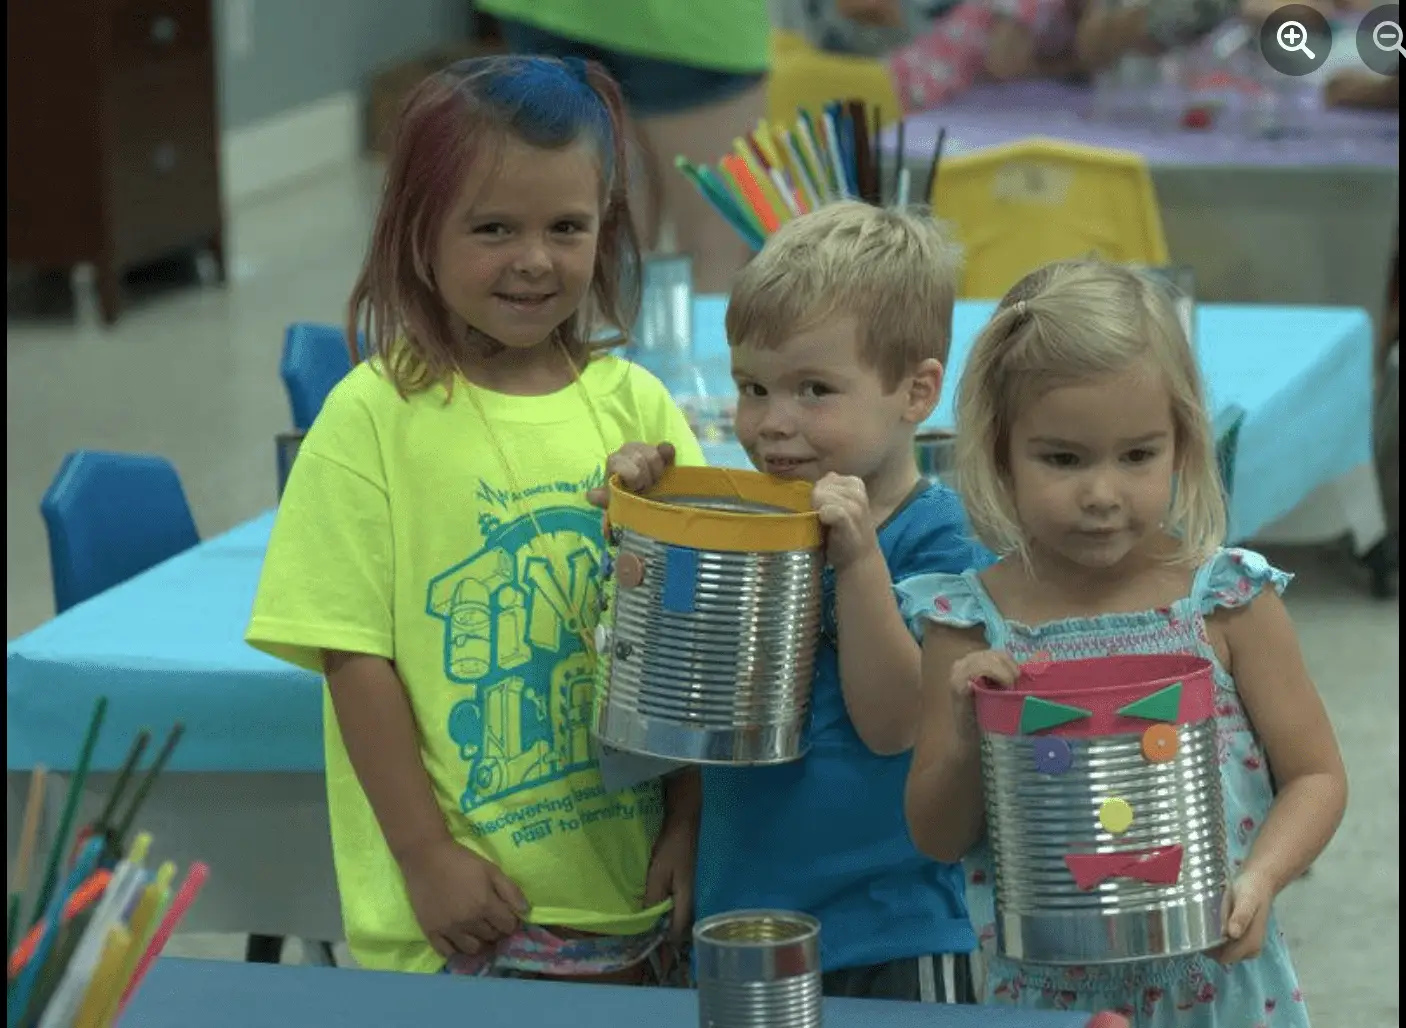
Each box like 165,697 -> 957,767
1033,737 -> 1073,774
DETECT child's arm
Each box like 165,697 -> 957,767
324,650 -> 528,958
646,769 -> 702,941
815,473 -> 926,754
664,768 -> 702,827
1216,590 -> 1347,947
833,547 -> 928,754
323,651 -> 456,862
904,624 -> 1018,862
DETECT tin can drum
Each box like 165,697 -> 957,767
694,910 -> 822,1028
973,654 -> 1229,965
594,466 -> 823,765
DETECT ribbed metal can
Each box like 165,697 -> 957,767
694,910 -> 823,1028
594,467 -> 823,765
973,654 -> 1228,965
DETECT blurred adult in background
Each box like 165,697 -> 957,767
776,0 -> 1087,113
475,0 -> 771,293
1074,0 -> 1243,71
1239,0 -> 1372,22
1324,67 -> 1400,110
772,0 -> 961,57
783,0 -> 1392,114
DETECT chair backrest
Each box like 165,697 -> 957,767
931,137 -> 1169,300
280,323 -> 363,431
766,30 -> 899,130
40,450 -> 200,614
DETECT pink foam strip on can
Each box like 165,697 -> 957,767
974,654 -> 1215,737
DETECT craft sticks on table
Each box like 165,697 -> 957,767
6,699 -> 206,1028
676,101 -> 949,250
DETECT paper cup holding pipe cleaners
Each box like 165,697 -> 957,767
675,101 -> 948,250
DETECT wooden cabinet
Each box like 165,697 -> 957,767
7,0 -> 226,324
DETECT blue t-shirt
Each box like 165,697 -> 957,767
695,481 -> 994,973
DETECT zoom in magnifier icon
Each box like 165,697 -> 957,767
1373,20 -> 1406,57
1276,20 -> 1317,58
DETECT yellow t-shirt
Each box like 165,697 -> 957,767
245,354 -> 705,974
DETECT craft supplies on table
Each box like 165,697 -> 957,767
676,102 -> 949,250
972,655 -> 1228,965
593,467 -> 823,766
6,698 -> 209,1028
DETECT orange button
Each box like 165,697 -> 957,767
615,552 -> 645,589
1141,724 -> 1179,763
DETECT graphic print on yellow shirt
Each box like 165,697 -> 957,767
429,479 -> 606,815
245,355 -> 705,975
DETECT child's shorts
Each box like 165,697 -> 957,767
821,952 -> 976,1003
496,19 -> 766,117
439,917 -> 690,987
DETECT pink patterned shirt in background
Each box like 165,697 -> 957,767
888,0 -> 1069,113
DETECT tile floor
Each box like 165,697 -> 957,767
6,161 -> 1399,1025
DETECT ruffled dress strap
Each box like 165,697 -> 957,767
1191,547 -> 1293,618
896,569 -> 1012,650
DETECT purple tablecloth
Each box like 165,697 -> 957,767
888,81 -> 1398,170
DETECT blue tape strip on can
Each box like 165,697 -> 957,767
661,546 -> 699,614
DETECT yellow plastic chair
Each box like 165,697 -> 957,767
929,137 -> 1169,299
767,30 -> 900,128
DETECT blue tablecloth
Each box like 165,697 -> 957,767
7,298 -> 1372,773
124,959 -> 1089,1027
7,513 -> 321,773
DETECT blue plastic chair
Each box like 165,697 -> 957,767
40,450 -> 201,614
280,323 -> 365,431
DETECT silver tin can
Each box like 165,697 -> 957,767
694,910 -> 822,1028
594,467 -> 823,765
974,654 -> 1228,964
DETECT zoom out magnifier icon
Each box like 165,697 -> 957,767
1372,19 -> 1406,56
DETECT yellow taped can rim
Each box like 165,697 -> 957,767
608,466 -> 821,553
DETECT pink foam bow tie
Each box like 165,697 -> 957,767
1064,844 -> 1184,891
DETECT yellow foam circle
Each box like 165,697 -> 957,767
1098,797 -> 1134,835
